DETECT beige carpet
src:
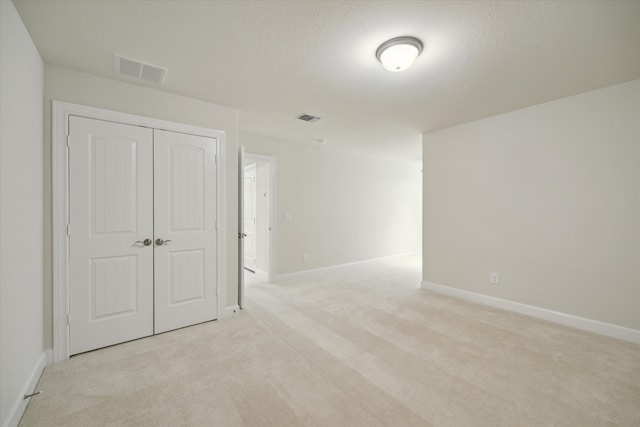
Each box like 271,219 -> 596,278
20,255 -> 640,426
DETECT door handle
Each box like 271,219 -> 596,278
135,239 -> 153,246
238,233 -> 248,239
155,238 -> 172,246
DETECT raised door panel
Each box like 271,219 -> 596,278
91,137 -> 137,235
169,250 -> 205,304
169,145 -> 205,232
154,129 -> 218,333
68,116 -> 154,355
91,256 -> 138,319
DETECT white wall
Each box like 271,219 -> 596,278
242,134 -> 422,276
422,79 -> 640,331
43,65 -> 239,348
0,2 -> 46,426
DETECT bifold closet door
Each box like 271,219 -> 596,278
153,129 -> 219,333
68,116 -> 154,355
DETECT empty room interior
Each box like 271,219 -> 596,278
1,1 -> 639,426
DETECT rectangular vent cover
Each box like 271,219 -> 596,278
115,55 -> 167,84
296,114 -> 321,123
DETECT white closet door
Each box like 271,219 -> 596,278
68,116 -> 154,355
153,129 -> 219,333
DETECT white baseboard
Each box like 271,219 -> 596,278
223,305 -> 240,319
3,349 -> 52,427
275,251 -> 421,282
421,281 -> 640,345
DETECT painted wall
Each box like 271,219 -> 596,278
43,65 -> 239,349
422,79 -> 640,330
0,2 -> 45,425
242,134 -> 422,276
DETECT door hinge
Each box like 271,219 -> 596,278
66,224 -> 71,236
214,154 -> 218,164
67,313 -> 71,325
66,135 -> 71,147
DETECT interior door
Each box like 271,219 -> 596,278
238,146 -> 245,309
153,129 -> 218,333
68,116 -> 154,355
243,163 -> 257,272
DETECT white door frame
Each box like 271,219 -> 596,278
241,153 -> 277,287
52,101 -> 227,362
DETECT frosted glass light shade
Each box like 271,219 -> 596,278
376,36 -> 423,72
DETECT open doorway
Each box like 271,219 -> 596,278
239,151 -> 276,308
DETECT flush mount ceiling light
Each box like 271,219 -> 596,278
376,36 -> 423,72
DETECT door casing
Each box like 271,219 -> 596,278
52,101 -> 227,362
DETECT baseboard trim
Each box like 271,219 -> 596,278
275,251 -> 421,282
223,305 -> 240,319
3,349 -> 52,427
421,281 -> 640,344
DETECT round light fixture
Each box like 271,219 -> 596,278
376,36 -> 423,72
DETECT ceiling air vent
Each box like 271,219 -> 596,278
296,113 -> 321,123
115,55 -> 167,85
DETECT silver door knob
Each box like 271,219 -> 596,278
135,239 -> 152,246
155,238 -> 171,246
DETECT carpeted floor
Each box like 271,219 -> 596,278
20,254 -> 640,426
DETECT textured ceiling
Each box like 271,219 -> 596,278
13,0 -> 640,161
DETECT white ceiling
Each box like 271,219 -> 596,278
13,0 -> 640,161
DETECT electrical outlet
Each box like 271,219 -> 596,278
303,254 -> 309,263
490,272 -> 500,285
